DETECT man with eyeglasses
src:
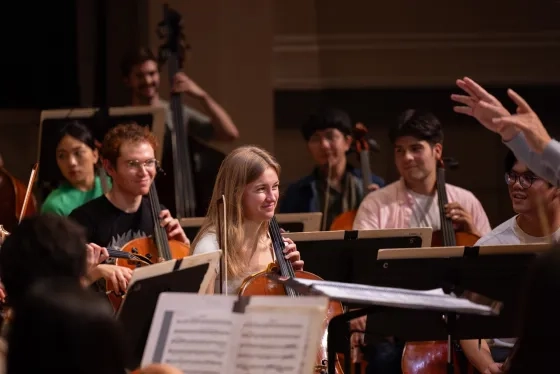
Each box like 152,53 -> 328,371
69,123 -> 189,269
279,108 -> 385,230
458,149 -> 560,374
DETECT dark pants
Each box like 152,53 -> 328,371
362,340 -> 405,374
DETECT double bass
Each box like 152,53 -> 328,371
238,216 -> 345,374
401,158 -> 480,374
330,123 -> 379,231
105,171 -> 191,311
156,4 -> 225,219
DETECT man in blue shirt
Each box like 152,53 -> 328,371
279,108 -> 385,230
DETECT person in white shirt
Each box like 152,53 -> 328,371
460,149 -> 560,373
477,150 -> 560,247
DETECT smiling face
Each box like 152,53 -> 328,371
393,136 -> 441,184
124,60 -> 160,103
241,167 -> 280,222
306,128 -> 352,168
105,140 -> 156,197
507,161 -> 558,215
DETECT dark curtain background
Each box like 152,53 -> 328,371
0,0 -> 79,108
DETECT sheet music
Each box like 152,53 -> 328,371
141,293 -> 329,374
141,294 -> 238,374
233,311 -> 309,374
158,309 -> 236,373
290,278 -> 498,315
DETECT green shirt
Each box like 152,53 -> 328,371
41,175 -> 111,216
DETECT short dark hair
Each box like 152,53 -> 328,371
7,279 -> 127,374
504,150 -> 518,173
389,109 -> 443,145
120,46 -> 159,77
301,108 -> 353,141
0,214 -> 87,307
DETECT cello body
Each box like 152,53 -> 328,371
239,264 -> 346,374
106,237 -> 190,311
0,166 -> 38,234
401,158 -> 480,374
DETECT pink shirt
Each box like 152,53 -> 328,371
353,179 -> 491,236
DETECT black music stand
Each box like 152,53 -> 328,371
36,106 -> 166,198
283,228 -> 431,283
270,276 -> 502,374
369,244 -> 548,340
117,252 -> 220,371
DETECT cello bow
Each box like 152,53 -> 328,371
157,4 -> 197,219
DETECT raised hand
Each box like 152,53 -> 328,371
492,89 -> 551,154
451,77 -> 517,141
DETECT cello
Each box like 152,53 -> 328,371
330,123 -> 379,231
238,216 -> 345,374
105,169 -> 191,311
0,162 -> 39,235
401,157 -> 480,374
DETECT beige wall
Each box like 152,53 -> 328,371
273,0 -> 560,89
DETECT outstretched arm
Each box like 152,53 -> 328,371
451,77 -> 559,186
173,72 -> 239,141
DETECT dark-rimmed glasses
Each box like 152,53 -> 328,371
505,171 -> 539,189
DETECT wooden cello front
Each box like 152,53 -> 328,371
401,158 -> 479,374
238,217 -> 345,374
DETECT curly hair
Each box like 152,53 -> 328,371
100,123 -> 158,166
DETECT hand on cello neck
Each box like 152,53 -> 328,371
158,209 -> 190,244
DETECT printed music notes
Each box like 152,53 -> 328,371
141,293 -> 328,374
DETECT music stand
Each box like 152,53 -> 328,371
270,275 -> 502,374
362,243 -> 550,369
283,228 -> 432,284
276,212 -> 322,232
179,213 -> 324,240
36,106 -> 166,198
117,251 -> 221,370
179,217 -> 205,242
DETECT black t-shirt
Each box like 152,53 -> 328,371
68,195 -> 163,250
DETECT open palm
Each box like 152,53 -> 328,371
451,77 -> 510,132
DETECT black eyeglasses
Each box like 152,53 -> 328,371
505,171 -> 539,189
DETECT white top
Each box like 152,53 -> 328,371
476,215 -> 560,348
475,215 -> 560,246
192,232 -> 252,295
408,189 -> 441,231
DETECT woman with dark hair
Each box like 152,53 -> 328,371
502,248 -> 560,373
6,278 -> 127,374
41,120 -> 112,216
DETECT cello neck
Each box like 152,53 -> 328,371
359,149 -> 372,192
148,180 -> 173,261
268,217 -> 297,297
435,161 -> 456,246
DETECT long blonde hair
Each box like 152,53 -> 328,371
191,145 -> 281,278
